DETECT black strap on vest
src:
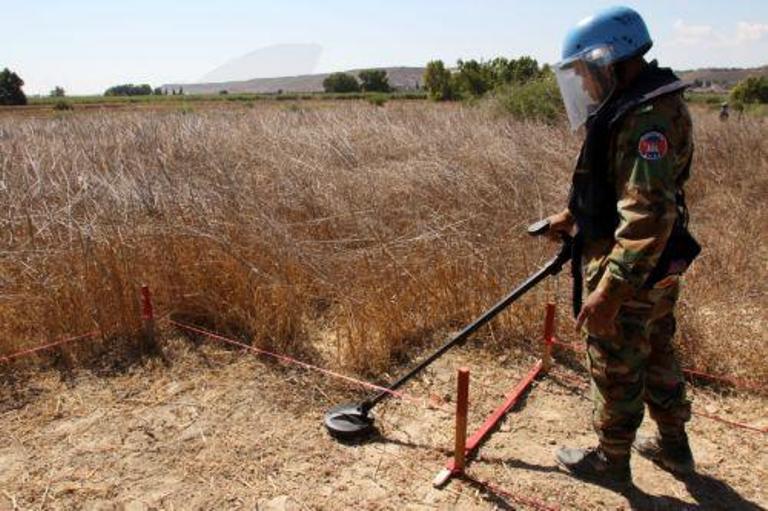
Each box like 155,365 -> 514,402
644,154 -> 700,287
571,234 -> 584,318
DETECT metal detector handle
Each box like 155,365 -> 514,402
529,218 -> 579,317
527,219 -> 552,237
360,231 -> 572,413
527,218 -> 572,271
527,218 -> 574,243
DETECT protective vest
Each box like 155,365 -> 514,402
568,62 -> 689,242
566,63 -> 697,316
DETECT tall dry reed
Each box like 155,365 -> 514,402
0,102 -> 765,380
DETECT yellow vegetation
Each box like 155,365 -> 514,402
0,102 -> 765,381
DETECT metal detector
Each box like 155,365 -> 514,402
324,219 -> 571,440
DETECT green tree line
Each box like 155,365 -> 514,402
104,84 -> 154,96
322,69 -> 393,93
423,56 -> 547,101
421,56 -> 563,122
730,76 -> 768,104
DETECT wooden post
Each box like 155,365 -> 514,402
453,367 -> 470,473
542,302 -> 556,373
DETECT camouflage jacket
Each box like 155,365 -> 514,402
579,85 -> 694,305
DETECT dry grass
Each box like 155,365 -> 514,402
3,339 -> 766,509
0,101 -> 765,381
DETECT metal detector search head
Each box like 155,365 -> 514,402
324,402 -> 375,439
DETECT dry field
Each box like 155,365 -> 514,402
0,100 -> 766,509
1,335 -> 766,510
0,101 -> 765,378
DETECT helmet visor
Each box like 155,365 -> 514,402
554,45 -> 617,130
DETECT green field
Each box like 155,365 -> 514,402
28,90 -> 428,106
686,90 -> 768,116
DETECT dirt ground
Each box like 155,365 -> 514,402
1,333 -> 766,511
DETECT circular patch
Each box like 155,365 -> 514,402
638,131 -> 668,161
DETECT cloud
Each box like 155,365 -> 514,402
670,20 -> 768,48
735,22 -> 768,43
672,20 -> 715,46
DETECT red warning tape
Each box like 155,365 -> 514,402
681,368 -> 765,393
0,310 -> 761,435
0,331 -> 100,364
550,338 -> 585,353
691,410 -> 768,434
463,473 -> 560,511
169,319 -> 450,412
545,367 -> 767,435
549,337 -> 765,393
549,369 -> 590,390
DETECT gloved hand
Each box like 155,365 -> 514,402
545,209 -> 576,241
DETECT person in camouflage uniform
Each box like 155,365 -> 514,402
574,86 -> 695,460
545,7 -> 698,485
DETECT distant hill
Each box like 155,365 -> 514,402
678,65 -> 768,90
162,64 -> 768,96
162,67 -> 426,95
200,44 -> 322,83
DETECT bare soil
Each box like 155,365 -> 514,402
1,332 -> 766,511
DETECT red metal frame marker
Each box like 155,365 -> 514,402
445,359 -> 543,474
464,360 -> 543,456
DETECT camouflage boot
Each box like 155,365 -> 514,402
633,434 -> 695,474
556,447 -> 632,485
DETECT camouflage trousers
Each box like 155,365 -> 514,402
583,277 -> 692,460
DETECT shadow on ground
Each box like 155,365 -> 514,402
572,469 -> 766,510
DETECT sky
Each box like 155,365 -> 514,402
5,0 -> 768,95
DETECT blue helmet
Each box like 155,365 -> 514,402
561,6 -> 652,64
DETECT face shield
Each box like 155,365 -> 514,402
554,45 -> 618,131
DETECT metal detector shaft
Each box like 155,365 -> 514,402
360,238 -> 572,412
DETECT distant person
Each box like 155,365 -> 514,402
544,6 -> 700,485
720,102 -> 730,121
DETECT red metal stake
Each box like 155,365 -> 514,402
454,368 -> 470,472
141,285 -> 154,322
140,284 -> 159,355
434,367 -> 471,487
542,302 -> 556,373
434,359 -> 544,486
